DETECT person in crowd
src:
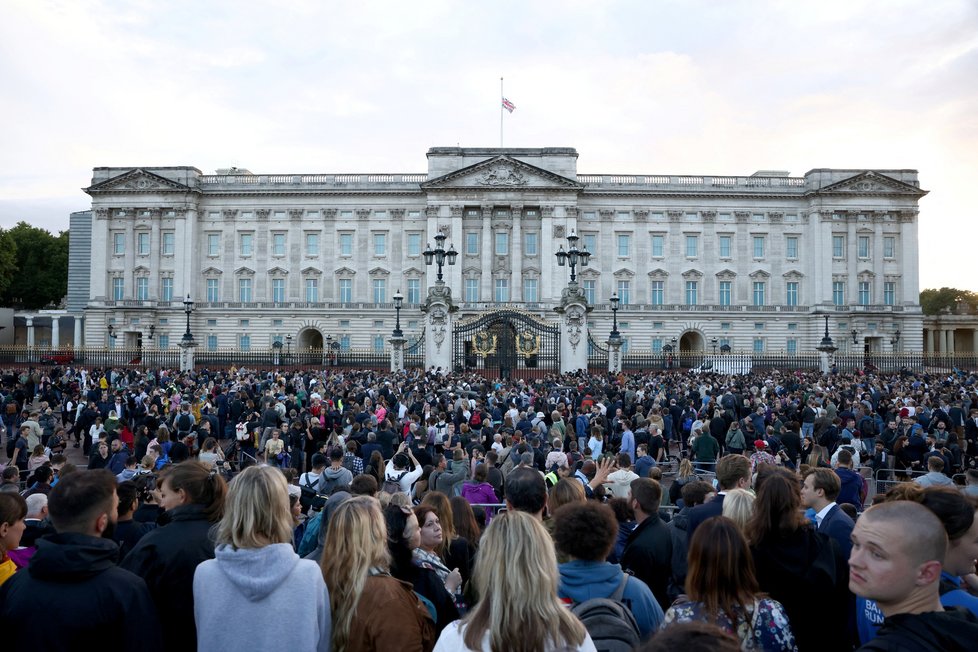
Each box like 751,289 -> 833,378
554,500 -> 664,639
194,465 -> 331,651
450,495 -> 483,547
668,458 -> 699,506
385,502 -> 460,634
720,488 -> 755,534
433,509 -> 597,651
745,467 -> 850,651
833,447 -> 866,508
121,461 -> 228,652
687,454 -> 752,540
914,455 -> 955,488
621,477 -> 674,611
667,480 -> 714,601
321,495 -> 435,652
800,467 -> 855,557
0,469 -> 163,651
113,480 -> 156,558
413,503 -> 464,598
605,453 -> 640,499
850,500 -> 978,650
460,463 -> 499,516
662,516 -> 797,650
197,437 -> 224,468
0,492 -> 27,586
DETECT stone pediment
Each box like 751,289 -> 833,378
301,266 -> 323,276
334,266 -> 357,276
648,268 -> 669,278
816,171 -> 927,197
234,266 -> 255,276
267,266 -> 289,276
201,266 -> 223,275
85,168 -> 194,194
421,155 -> 581,190
368,266 -> 390,276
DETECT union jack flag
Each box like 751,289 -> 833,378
501,97 -> 516,113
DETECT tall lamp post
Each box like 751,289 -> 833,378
423,232 -> 457,283
711,337 -> 718,355
816,314 -> 838,375
555,230 -> 591,284
392,290 -> 404,338
609,292 -> 621,340
181,295 -> 195,345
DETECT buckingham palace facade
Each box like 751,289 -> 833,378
70,146 -> 926,356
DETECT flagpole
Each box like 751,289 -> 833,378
500,77 -> 504,148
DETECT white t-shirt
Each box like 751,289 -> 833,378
299,471 -> 321,488
434,621 -> 596,652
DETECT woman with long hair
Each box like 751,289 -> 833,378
433,509 -> 595,652
720,488 -> 755,534
194,466 -> 330,651
365,450 -> 385,487
121,461 -> 228,652
805,443 -> 830,469
385,503 -> 460,634
321,496 -> 435,652
0,492 -> 27,587
421,492 -> 475,586
663,516 -> 796,650
413,504 -> 464,598
449,496 -> 483,548
669,458 -> 699,506
745,468 -> 849,651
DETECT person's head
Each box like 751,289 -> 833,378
716,454 -> 751,491
349,474 -> 378,497
47,469 -> 118,537
413,503 -> 443,553
450,495 -> 482,547
682,480 -> 715,509
746,467 -> 805,545
24,492 -> 48,520
116,481 -> 139,518
157,461 -> 227,521
629,478 -> 662,519
32,466 -> 53,485
686,516 -> 760,622
216,466 -> 294,549
462,509 -> 587,652
927,456 -> 945,474
835,448 -> 854,469
720,488 -> 755,532
329,447 -> 344,467
548,477 -> 586,515
473,463 -> 488,484
384,502 -> 421,575
677,458 -> 695,478
201,437 -> 218,453
1,466 -> 19,484
504,467 -> 548,517
553,501 -> 617,561
0,492 -> 27,553
801,468 -> 842,510
321,496 -> 390,652
311,454 -> 326,471
97,440 -> 109,456
849,501 -> 947,615
633,621 -> 740,652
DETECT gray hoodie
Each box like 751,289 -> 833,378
316,465 -> 353,494
193,542 -> 331,651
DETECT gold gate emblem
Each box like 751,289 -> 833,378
472,331 -> 497,357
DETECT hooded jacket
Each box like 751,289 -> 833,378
859,607 -> 978,651
193,543 -> 331,652
120,503 -> 216,652
316,464 -> 353,494
0,532 -> 162,652
557,559 -> 664,638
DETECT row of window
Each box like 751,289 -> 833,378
113,232 -> 177,256
593,338 -> 802,354
832,235 -> 897,259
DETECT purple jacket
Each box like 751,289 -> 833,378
461,481 -> 499,516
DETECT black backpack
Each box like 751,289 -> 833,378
176,413 -> 193,434
299,475 -> 327,513
570,575 -> 642,652
382,471 -> 407,495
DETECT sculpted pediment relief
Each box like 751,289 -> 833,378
421,155 -> 581,190
817,171 -> 926,197
86,168 -> 194,194
334,266 -> 357,276
267,266 -> 289,276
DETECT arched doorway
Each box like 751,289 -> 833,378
297,328 -> 324,350
679,331 -> 704,352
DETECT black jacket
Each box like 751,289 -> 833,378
859,607 -> 978,651
621,512 -> 673,610
0,532 -> 162,652
120,503 -> 216,652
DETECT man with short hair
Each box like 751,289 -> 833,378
316,447 -> 354,494
0,469 -> 162,650
914,456 -> 955,488
503,466 -> 547,519
801,468 -> 855,556
834,448 -> 866,508
686,454 -> 751,540
634,443 -> 657,478
850,501 -> 978,650
621,478 -> 674,610
604,453 -> 639,499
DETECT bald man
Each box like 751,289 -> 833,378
850,501 -> 978,650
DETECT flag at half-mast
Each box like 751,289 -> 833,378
501,97 -> 516,113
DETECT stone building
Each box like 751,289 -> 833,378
67,146 -> 926,360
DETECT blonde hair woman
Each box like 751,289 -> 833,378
322,496 -> 435,652
720,488 -> 755,533
193,466 -> 330,650
433,509 -> 596,652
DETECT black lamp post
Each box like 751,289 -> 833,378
392,289 -> 404,338
147,325 -> 155,341
107,324 -> 118,340
181,295 -> 195,345
285,334 -> 292,357
609,292 -> 621,340
851,329 -> 859,345
555,230 -> 591,284
711,337 -> 718,355
890,329 -> 901,347
819,315 -> 835,349
422,232 -> 457,283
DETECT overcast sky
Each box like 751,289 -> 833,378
2,0 -> 975,290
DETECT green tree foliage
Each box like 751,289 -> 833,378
0,229 -> 18,297
919,287 -> 978,315
0,222 -> 69,310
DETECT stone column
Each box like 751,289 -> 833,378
390,336 -> 406,372
925,329 -> 934,353
51,317 -> 60,348
973,328 -> 978,354
607,337 -> 623,374
421,282 -> 457,372
74,316 -> 83,349
26,317 -> 35,348
179,340 -> 197,373
947,328 -> 956,355
554,282 -> 590,373
511,207 -> 522,301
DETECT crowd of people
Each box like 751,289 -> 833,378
1,362 -> 978,650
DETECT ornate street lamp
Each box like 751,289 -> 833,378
392,289 -> 404,338
107,324 -> 118,340
422,232 -> 457,283
181,295 -> 195,345
890,329 -> 901,346
711,337 -> 718,355
555,230 -> 591,284
851,329 -> 859,345
609,292 -> 621,340
285,334 -> 292,357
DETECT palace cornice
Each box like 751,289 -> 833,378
580,189 -> 807,201
199,189 -> 426,198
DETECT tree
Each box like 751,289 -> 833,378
919,287 -> 978,315
0,222 -> 69,310
0,229 -> 18,297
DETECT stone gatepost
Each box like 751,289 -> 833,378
555,282 -> 590,374
420,281 -> 457,373
389,336 -> 406,373
608,337 -> 623,374
179,340 -> 197,373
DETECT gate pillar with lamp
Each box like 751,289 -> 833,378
421,232 -> 458,372
553,229 -> 592,373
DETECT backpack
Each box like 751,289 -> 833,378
682,416 -> 693,434
383,470 -> 408,495
300,475 -> 327,513
570,575 -> 642,652
176,413 -> 192,434
859,416 -> 878,438
5,400 -> 17,415
469,411 -> 482,428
